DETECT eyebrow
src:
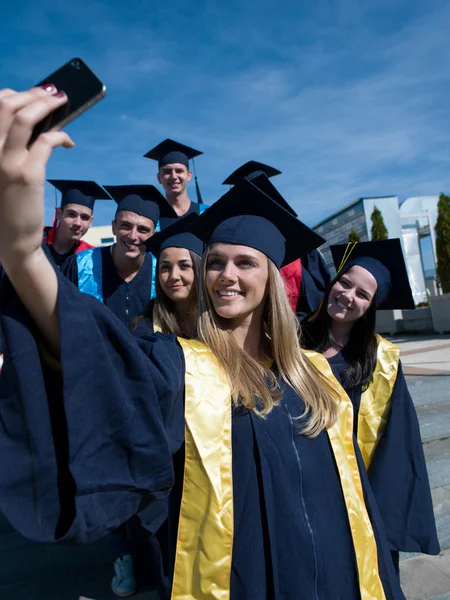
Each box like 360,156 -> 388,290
208,252 -> 259,261
160,259 -> 193,265
341,275 -> 373,298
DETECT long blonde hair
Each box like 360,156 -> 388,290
198,247 -> 339,437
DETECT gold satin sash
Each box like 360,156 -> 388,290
357,335 -> 399,470
172,338 -> 233,600
305,350 -> 386,600
172,340 -> 385,600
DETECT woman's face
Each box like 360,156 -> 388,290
327,265 -> 377,325
158,247 -> 196,303
205,243 -> 269,323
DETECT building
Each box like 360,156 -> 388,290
312,195 -> 440,305
82,225 -> 115,247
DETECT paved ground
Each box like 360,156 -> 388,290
1,333 -> 450,599
390,334 -> 450,599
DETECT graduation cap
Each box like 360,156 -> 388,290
145,213 -> 204,257
144,139 -> 203,169
329,239 -> 415,310
47,179 -> 111,211
103,184 -> 169,225
186,178 -> 325,268
222,161 -> 281,186
248,173 -> 297,217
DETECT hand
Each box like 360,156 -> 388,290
0,85 -> 74,268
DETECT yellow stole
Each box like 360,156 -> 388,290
357,335 -> 399,470
172,339 -> 385,600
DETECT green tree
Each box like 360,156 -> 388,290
370,206 -> 388,240
348,228 -> 360,243
435,192 -> 450,293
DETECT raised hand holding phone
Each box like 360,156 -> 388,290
0,59 -> 106,352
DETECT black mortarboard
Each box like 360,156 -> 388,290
248,173 -> 298,217
145,213 -> 204,257
186,179 -> 325,268
144,139 -> 203,169
330,239 -> 415,310
47,179 -> 110,211
103,185 -> 168,225
222,161 -> 281,186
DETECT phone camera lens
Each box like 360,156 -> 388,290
71,60 -> 81,70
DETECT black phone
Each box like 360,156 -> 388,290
29,58 -> 106,145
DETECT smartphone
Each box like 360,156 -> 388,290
29,58 -> 106,145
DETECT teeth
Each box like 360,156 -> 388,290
218,291 -> 240,296
336,300 -> 349,310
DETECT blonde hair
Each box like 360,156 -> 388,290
198,247 -> 339,437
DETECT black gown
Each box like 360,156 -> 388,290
328,350 -> 440,560
62,245 -> 154,326
159,201 -> 204,230
0,272 -> 405,599
297,249 -> 330,320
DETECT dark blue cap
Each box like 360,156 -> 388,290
222,161 -> 281,185
144,139 -> 202,169
47,179 -> 110,211
103,185 -> 169,225
186,178 -> 325,268
145,213 -> 204,257
330,239 -> 415,309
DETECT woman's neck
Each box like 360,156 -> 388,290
174,300 -> 196,338
330,320 -> 353,349
230,310 -> 267,361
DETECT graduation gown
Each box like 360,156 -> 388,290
42,226 -> 94,268
328,348 -> 440,557
62,245 -> 154,326
296,249 -> 330,320
159,201 -> 207,231
0,272 -> 405,599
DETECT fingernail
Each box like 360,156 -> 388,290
41,83 -> 55,93
53,90 -> 66,98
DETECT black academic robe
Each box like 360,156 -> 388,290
62,245 -> 154,326
297,249 -> 330,320
0,272 -> 405,600
328,351 -> 440,558
159,201 -> 204,230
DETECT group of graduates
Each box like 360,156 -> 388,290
0,83 -> 441,600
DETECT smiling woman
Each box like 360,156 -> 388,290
302,239 -> 440,574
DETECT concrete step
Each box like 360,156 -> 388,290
408,376 -> 450,409
415,401 -> 450,444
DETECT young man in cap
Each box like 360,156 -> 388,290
223,161 -> 330,319
62,185 -> 168,327
144,138 -> 208,229
44,180 -> 110,267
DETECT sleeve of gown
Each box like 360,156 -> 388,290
368,361 -> 440,554
297,249 -> 331,319
0,268 -> 185,545
60,254 -> 79,285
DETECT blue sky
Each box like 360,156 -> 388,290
2,0 -> 450,228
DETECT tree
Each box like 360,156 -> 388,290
370,206 -> 388,240
436,192 -> 450,294
348,228 -> 360,243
